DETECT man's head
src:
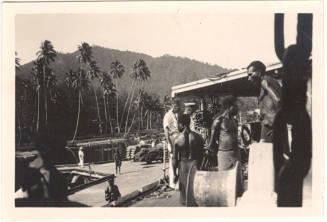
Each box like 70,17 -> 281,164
247,61 -> 266,85
108,178 -> 114,186
171,99 -> 180,113
178,114 -> 191,132
221,95 -> 238,116
184,102 -> 196,115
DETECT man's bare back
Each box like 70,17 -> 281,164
174,130 -> 204,162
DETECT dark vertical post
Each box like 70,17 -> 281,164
274,14 -> 285,61
273,13 -> 312,207
297,14 -> 313,59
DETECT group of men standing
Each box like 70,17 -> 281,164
163,60 -> 283,205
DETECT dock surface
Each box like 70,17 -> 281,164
125,190 -> 183,207
68,161 -> 164,206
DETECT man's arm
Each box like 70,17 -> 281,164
206,117 -> 222,152
163,114 -> 173,152
258,86 -> 267,102
172,140 -> 180,182
164,127 -> 172,146
261,79 -> 281,106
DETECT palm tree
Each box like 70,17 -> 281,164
16,52 -> 22,140
36,40 -> 57,127
65,68 -> 90,142
110,60 -> 125,134
88,60 -> 103,135
65,70 -> 79,141
15,52 -> 21,71
120,77 -> 136,133
47,69 -> 57,104
31,61 -> 42,132
125,59 -> 151,135
151,97 -> 162,129
140,92 -> 151,130
139,90 -> 151,130
73,42 -> 106,139
100,71 -> 116,134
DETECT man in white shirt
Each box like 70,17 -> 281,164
163,100 -> 180,189
78,147 -> 84,167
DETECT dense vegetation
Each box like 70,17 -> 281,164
15,41 -> 257,163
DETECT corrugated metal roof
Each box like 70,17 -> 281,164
171,63 -> 282,97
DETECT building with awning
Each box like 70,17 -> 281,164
171,63 -> 282,99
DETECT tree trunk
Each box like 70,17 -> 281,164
43,66 -> 48,126
36,87 -> 40,132
72,90 -> 81,142
124,80 -> 137,133
147,113 -> 149,130
103,95 -> 108,134
141,106 -> 144,130
108,113 -> 113,135
126,109 -> 137,135
126,82 -> 144,135
144,109 -> 149,130
93,86 -> 103,135
139,106 -> 142,131
120,79 -> 136,129
116,79 -> 120,134
150,112 -> 152,129
17,102 -> 22,145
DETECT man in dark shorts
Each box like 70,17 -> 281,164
205,96 -> 240,171
247,61 -> 282,142
114,150 -> 122,175
173,114 -> 204,205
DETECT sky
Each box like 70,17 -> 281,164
15,13 -> 298,69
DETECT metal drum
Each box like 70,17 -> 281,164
186,161 -> 243,207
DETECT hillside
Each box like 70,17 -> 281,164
17,45 -> 229,97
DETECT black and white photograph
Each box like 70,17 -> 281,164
1,0 -> 324,219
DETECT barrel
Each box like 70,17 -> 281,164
186,161 -> 243,207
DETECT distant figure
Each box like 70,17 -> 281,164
78,147 -> 84,167
206,96 -> 240,170
173,114 -> 204,205
105,178 -> 121,203
163,99 -> 180,189
247,61 -> 282,142
114,149 -> 122,175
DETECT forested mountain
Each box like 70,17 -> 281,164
17,45 -> 229,97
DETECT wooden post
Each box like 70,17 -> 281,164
162,142 -> 166,179
101,145 -> 104,162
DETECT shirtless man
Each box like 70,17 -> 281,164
206,96 -> 240,170
247,61 -> 282,142
114,150 -> 122,175
173,114 -> 204,205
